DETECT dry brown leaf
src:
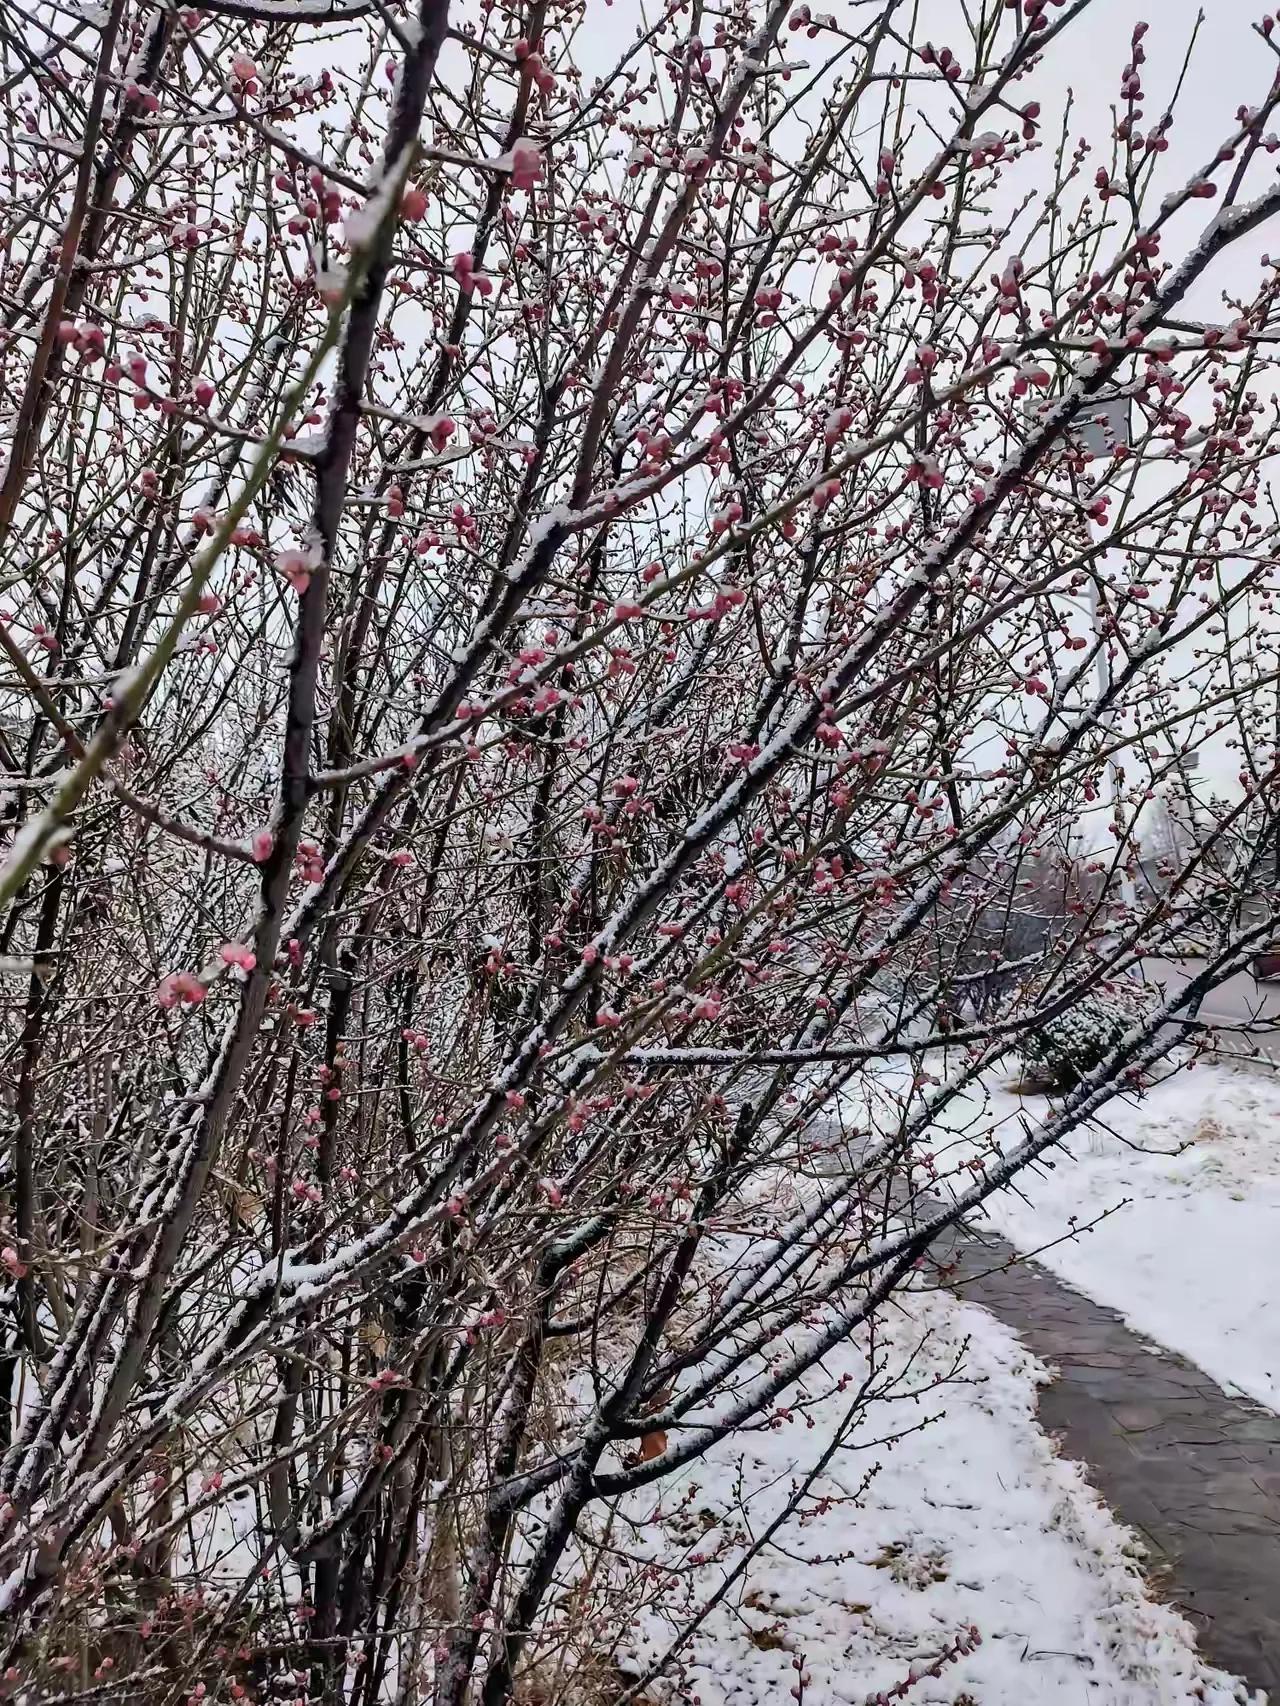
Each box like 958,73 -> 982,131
638,1429 -> 667,1462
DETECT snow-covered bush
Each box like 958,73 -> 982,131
1017,991 -> 1137,1091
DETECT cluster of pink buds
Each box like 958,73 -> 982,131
863,1626 -> 980,1703
422,414 -> 456,452
296,840 -> 325,883
452,252 -> 493,296
451,501 -> 478,539
508,124 -> 546,192
276,547 -> 314,596
156,970 -> 206,1009
789,5 -> 836,36
515,38 -> 557,95
823,404 -> 853,444
993,254 -> 1024,312
55,320 -> 106,360
1010,360 -> 1051,398
228,51 -> 259,93
634,425 -> 672,470
124,78 -> 160,113
920,41 -> 963,79
754,285 -> 784,327
401,185 -> 428,220
285,170 -> 342,233
970,129 -> 1008,168
171,218 -> 214,250
902,255 -> 940,302
905,342 -> 939,386
688,583 -> 747,621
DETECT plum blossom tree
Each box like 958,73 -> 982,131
3,0 -> 1280,1699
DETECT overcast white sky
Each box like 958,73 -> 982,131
440,0 -> 1278,809
1033,0 -> 1277,315
995,0 -> 1280,805
617,1 -> 1279,801
601,0 -> 1278,302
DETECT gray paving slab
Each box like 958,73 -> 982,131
928,1222 -> 1280,1697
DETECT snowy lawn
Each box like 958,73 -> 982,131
965,1061 -> 1280,1413
618,1283 -> 1254,1706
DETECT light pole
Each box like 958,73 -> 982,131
1042,389 -> 1137,911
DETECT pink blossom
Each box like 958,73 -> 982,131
510,138 -> 542,192
276,547 -> 313,595
218,942 -> 256,972
452,252 -> 476,292
156,970 -> 206,1009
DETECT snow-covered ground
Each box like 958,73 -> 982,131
969,1061 -> 1280,1413
621,1284 -> 1254,1705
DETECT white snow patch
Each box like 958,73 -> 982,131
619,1283 -> 1255,1705
969,1062 -> 1280,1413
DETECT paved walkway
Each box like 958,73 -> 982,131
931,1223 -> 1280,1697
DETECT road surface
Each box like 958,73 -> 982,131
1140,955 -> 1280,1066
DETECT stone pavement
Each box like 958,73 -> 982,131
933,1222 -> 1280,1697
